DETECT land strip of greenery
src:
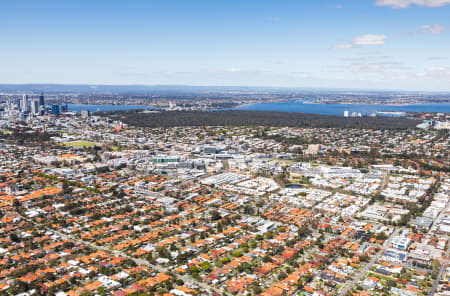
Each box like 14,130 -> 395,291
0,127 -> 53,143
99,110 -> 420,130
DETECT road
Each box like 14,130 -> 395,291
429,265 -> 445,296
338,228 -> 400,296
429,239 -> 450,296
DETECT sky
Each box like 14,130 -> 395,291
1,0 -> 450,91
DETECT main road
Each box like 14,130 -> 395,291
428,239 -> 450,296
338,228 -> 400,296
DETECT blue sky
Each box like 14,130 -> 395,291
1,0 -> 450,91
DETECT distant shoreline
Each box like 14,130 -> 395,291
66,102 -> 450,115
233,100 -> 450,108
232,101 -> 450,115
65,101 -> 450,107
288,100 -> 450,106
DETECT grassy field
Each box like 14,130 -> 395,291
64,141 -> 98,148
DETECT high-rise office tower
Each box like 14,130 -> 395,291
22,95 -> 29,112
32,100 -> 40,115
60,104 -> 68,113
39,93 -> 45,106
51,104 -> 60,116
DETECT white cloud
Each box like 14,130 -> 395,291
347,61 -> 406,73
419,66 -> 450,80
332,34 -> 387,49
374,0 -> 450,8
428,66 -> 446,71
408,66 -> 450,81
332,44 -> 354,49
418,24 -> 448,34
228,67 -> 241,73
353,34 -> 387,45
328,55 -> 417,82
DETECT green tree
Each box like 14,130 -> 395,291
9,233 -> 20,243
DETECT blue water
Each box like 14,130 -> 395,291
68,104 -> 154,113
67,102 -> 450,116
233,101 -> 450,116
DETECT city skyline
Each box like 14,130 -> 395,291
1,0 -> 450,91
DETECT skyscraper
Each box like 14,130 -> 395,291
22,95 -> 29,112
6,99 -> 12,111
39,93 -> 45,106
32,100 -> 40,115
60,104 -> 68,113
51,104 -> 60,116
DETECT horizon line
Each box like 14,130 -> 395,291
0,83 -> 449,93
